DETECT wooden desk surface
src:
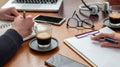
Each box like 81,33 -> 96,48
0,0 -> 117,67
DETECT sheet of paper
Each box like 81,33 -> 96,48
64,27 -> 120,67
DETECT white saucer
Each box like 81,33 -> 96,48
29,37 -> 59,52
103,18 -> 120,29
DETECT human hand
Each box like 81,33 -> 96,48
0,7 -> 19,21
91,33 -> 120,48
12,15 -> 34,38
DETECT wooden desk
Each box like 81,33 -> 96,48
0,0 -> 7,7
0,0 -> 111,67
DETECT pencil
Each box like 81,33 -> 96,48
23,11 -> 26,19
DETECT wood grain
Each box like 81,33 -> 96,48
0,0 -> 118,67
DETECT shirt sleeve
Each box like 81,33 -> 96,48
0,29 -> 23,67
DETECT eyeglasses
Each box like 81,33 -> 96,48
67,10 -> 94,29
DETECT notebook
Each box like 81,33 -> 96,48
0,20 -> 36,41
2,0 -> 63,12
64,27 -> 120,67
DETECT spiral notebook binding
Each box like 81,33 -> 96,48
0,23 -> 12,29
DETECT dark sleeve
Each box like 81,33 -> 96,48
0,29 -> 23,67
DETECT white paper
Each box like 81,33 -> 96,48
64,27 -> 120,67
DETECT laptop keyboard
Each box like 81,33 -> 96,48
13,0 -> 58,4
2,0 -> 63,11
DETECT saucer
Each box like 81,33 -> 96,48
29,37 -> 59,52
103,18 -> 120,29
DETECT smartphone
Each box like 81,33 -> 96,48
33,15 -> 65,25
45,54 -> 87,67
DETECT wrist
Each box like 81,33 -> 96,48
11,27 -> 24,38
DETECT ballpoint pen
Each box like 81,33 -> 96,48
99,37 -> 118,44
23,11 -> 26,19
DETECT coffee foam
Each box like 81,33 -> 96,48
36,32 -> 51,39
109,12 -> 120,19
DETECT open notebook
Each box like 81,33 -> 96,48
0,20 -> 36,41
64,27 -> 120,67
2,0 -> 63,12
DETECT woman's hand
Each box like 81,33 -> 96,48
91,33 -> 120,48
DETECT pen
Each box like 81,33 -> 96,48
99,37 -> 118,44
23,11 -> 26,19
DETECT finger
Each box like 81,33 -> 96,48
4,9 -> 19,21
13,15 -> 23,22
9,7 -> 19,17
91,33 -> 114,40
26,15 -> 33,19
26,15 -> 34,25
101,42 -> 120,48
4,14 -> 15,21
17,15 -> 23,19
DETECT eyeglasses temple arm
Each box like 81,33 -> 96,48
75,14 -> 83,21
71,10 -> 76,17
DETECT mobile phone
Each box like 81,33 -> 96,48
45,54 -> 87,67
33,15 -> 65,25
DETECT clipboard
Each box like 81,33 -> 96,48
64,40 -> 97,67
64,30 -> 100,67
63,27 -> 120,67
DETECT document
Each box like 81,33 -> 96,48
64,27 -> 120,67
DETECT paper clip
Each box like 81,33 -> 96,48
75,30 -> 100,38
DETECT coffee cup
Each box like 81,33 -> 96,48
109,5 -> 120,26
34,23 -> 52,48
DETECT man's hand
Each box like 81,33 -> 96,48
0,7 -> 19,21
12,15 -> 34,38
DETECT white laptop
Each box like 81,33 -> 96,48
2,0 -> 63,12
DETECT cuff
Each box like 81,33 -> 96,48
4,29 -> 23,46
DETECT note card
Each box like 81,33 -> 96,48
64,27 -> 120,67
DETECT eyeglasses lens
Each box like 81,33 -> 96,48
82,19 -> 93,28
67,18 -> 78,28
